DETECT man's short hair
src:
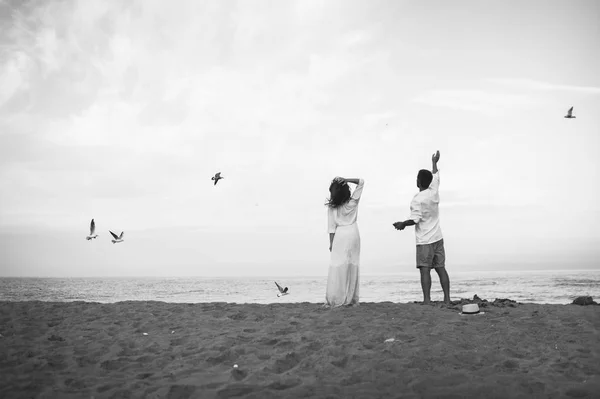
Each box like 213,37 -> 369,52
418,169 -> 433,189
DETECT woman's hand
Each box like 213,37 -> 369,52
334,176 -> 346,184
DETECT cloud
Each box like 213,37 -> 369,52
439,187 -> 543,209
0,51 -> 30,108
363,111 -> 397,123
412,89 -> 539,116
0,0 -> 116,117
487,78 -> 600,94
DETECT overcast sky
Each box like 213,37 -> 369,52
1,0 -> 599,277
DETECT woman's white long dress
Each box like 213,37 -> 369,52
326,179 -> 364,307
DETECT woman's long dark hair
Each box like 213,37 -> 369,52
325,180 -> 351,208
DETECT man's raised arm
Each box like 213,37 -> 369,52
432,150 -> 440,174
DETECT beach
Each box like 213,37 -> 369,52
1,299 -> 599,399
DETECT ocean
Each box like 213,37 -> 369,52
1,270 -> 599,305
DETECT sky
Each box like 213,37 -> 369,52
1,0 -> 599,277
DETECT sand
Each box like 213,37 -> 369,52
1,299 -> 599,399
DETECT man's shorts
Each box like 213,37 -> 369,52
416,239 -> 445,268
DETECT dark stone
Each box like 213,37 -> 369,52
451,296 -> 520,308
572,296 -> 597,306
492,298 -> 520,307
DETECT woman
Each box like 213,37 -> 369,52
325,176 -> 364,307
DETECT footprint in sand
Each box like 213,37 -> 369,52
501,359 -> 520,370
331,356 -> 349,368
231,367 -> 248,381
275,340 -> 294,349
64,378 -> 87,390
100,359 -> 127,371
169,338 -> 185,346
274,328 -> 295,336
259,338 -> 279,346
216,385 -> 260,398
206,349 -> 237,366
166,384 -> 198,398
116,346 -> 138,357
267,378 -> 302,391
256,351 -> 271,360
227,312 -> 247,321
304,341 -> 323,352
271,352 -> 301,374
519,380 -> 545,395
565,387 -> 594,398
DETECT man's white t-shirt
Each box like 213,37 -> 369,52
409,171 -> 443,245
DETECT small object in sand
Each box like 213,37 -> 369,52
171,330 -> 175,334
275,281 -> 289,297
0,333 -> 3,338
384,338 -> 395,343
461,304 -> 482,315
142,333 -> 148,336
233,364 -> 238,368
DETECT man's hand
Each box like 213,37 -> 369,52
432,150 -> 440,174
393,221 -> 405,231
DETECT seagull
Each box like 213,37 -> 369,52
86,219 -> 98,240
211,172 -> 223,185
564,106 -> 576,119
109,230 -> 124,244
275,281 -> 289,297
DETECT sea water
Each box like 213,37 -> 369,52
1,270 -> 599,305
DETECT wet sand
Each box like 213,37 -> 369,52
1,299 -> 599,398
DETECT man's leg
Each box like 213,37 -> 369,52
416,244 -> 434,304
432,239 -> 450,304
419,267 -> 432,304
435,267 -> 450,304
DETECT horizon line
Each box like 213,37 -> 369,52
2,269 -> 599,279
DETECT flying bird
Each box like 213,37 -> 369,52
275,281 -> 289,297
86,219 -> 98,240
109,230 -> 124,244
564,106 -> 576,119
211,172 -> 223,185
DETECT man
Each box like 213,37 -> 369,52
393,150 -> 450,304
